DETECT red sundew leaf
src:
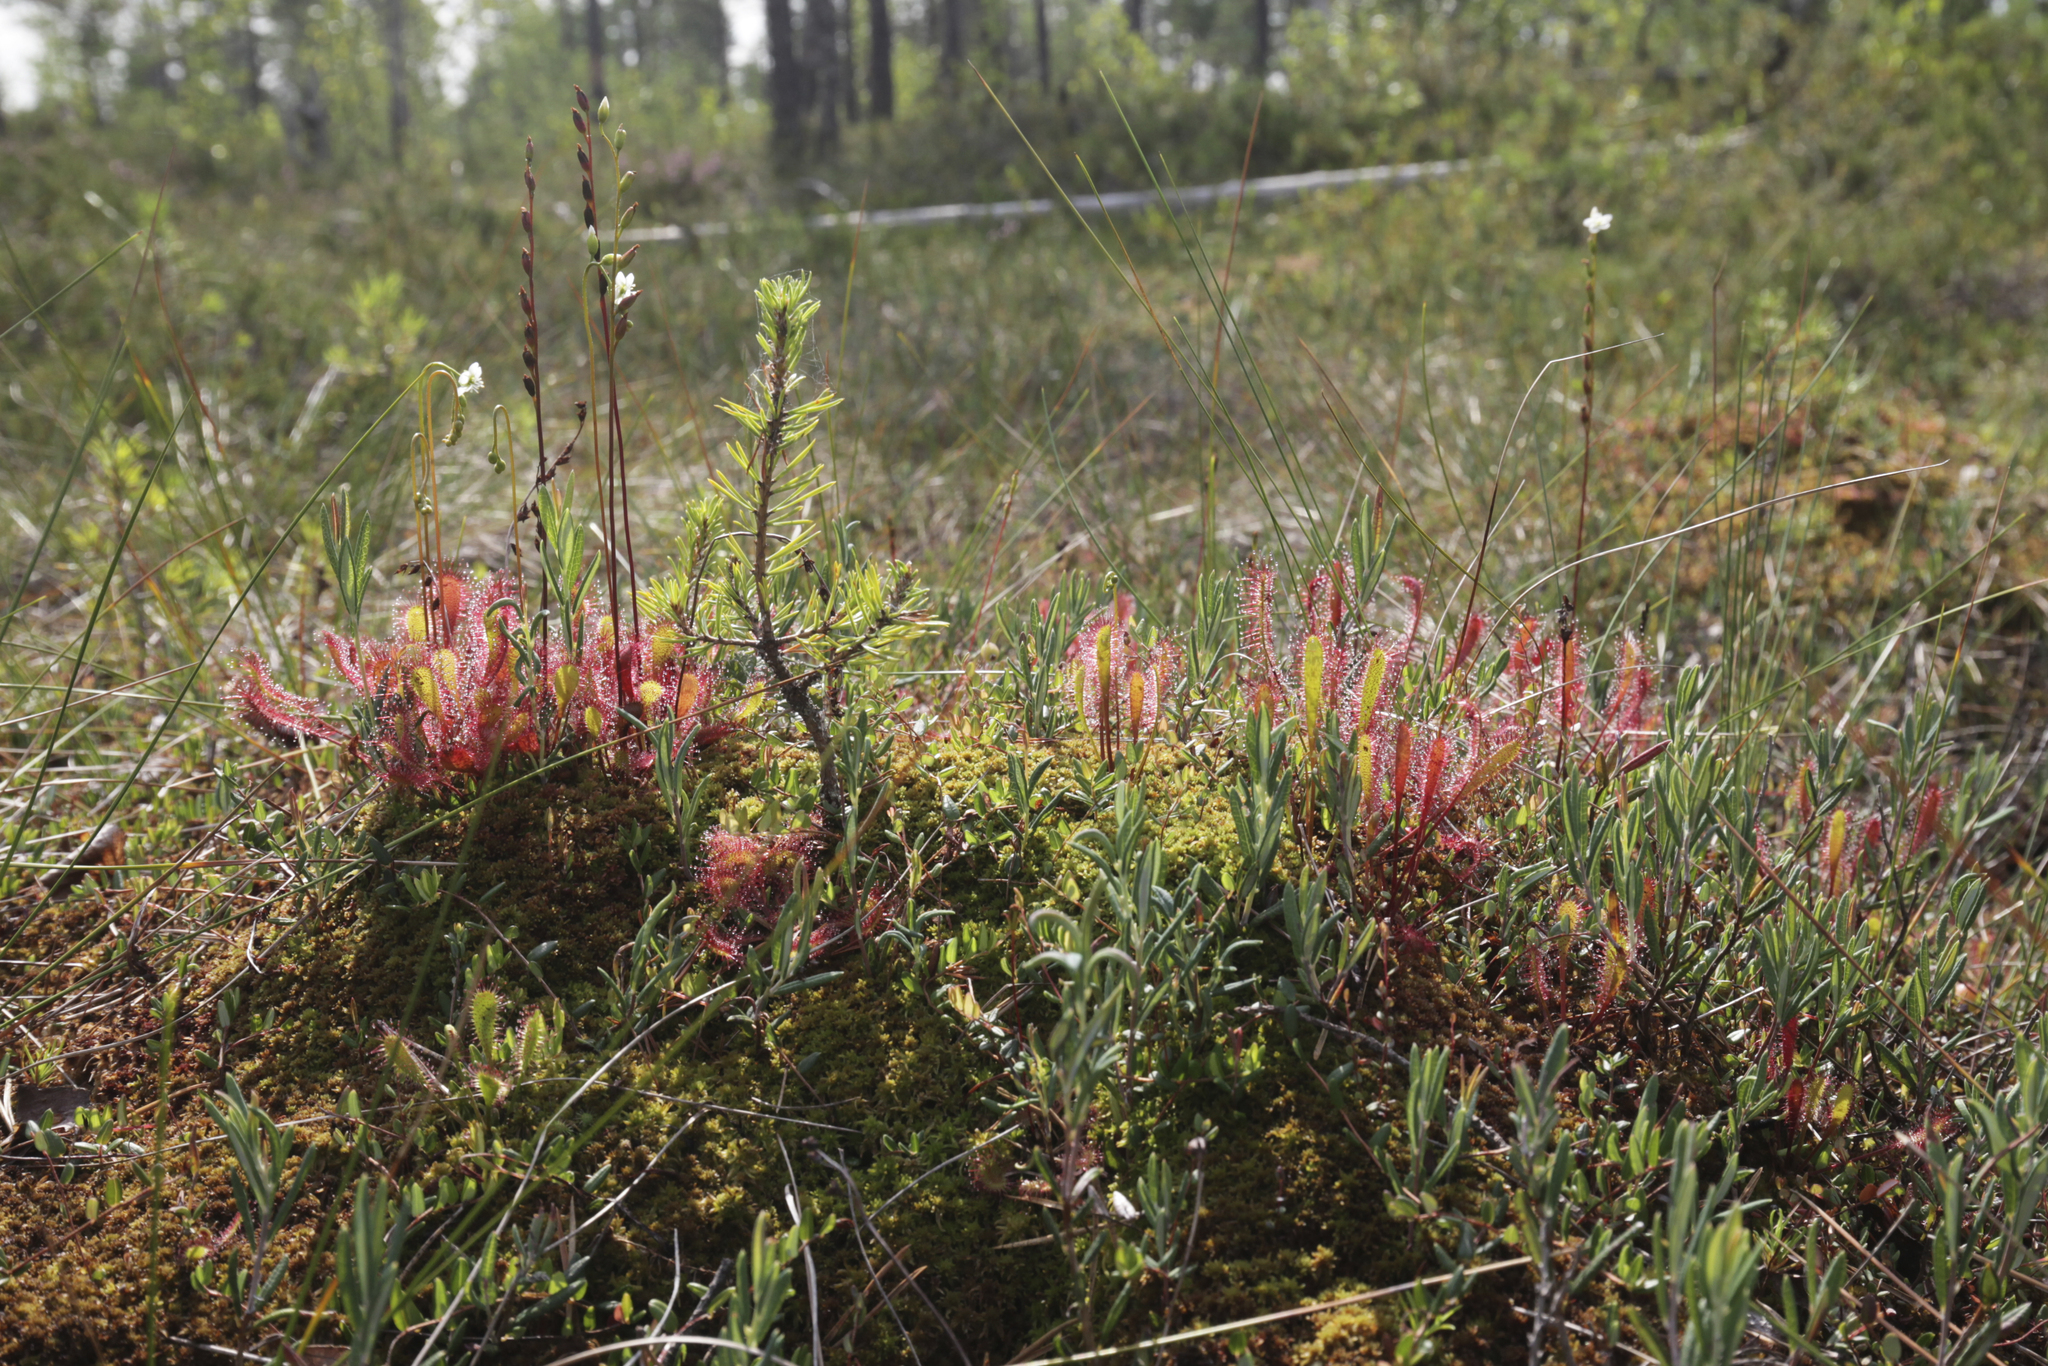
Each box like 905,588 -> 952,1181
1237,558 -> 1282,700
227,654 -> 343,745
1443,610 -> 1487,679
1414,732 -> 1450,832
1909,781 -> 1945,857
1384,722 -> 1412,822
1392,575 -> 1427,669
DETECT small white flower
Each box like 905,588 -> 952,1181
612,271 -> 636,304
1583,207 -> 1614,236
456,362 -> 485,397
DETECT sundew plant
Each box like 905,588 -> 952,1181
4,88 -> 2048,1366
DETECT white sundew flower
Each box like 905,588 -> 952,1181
456,362 -> 485,397
612,271 -> 637,305
1583,206 -> 1614,236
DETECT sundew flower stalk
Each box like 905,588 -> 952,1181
573,86 -> 646,694
1570,205 -> 1614,609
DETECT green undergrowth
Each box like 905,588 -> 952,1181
6,126 -> 2048,1366
7,672 -> 2034,1366
0,733 -> 1502,1362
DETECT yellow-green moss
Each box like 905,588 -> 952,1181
2,737 -> 1534,1365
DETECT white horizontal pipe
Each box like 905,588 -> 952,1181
623,156 -> 1472,242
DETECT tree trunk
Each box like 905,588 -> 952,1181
805,0 -> 840,151
296,67 -> 332,163
239,15 -> 263,110
842,0 -> 860,123
715,0 -> 731,96
939,0 -> 964,81
866,0 -> 893,116
1124,0 -> 1142,33
1250,0 -> 1269,74
585,0 -> 606,99
277,0 -> 331,165
381,0 -> 409,165
766,0 -> 803,165
1034,0 -> 1050,91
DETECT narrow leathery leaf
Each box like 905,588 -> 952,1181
1826,808 -> 1849,894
